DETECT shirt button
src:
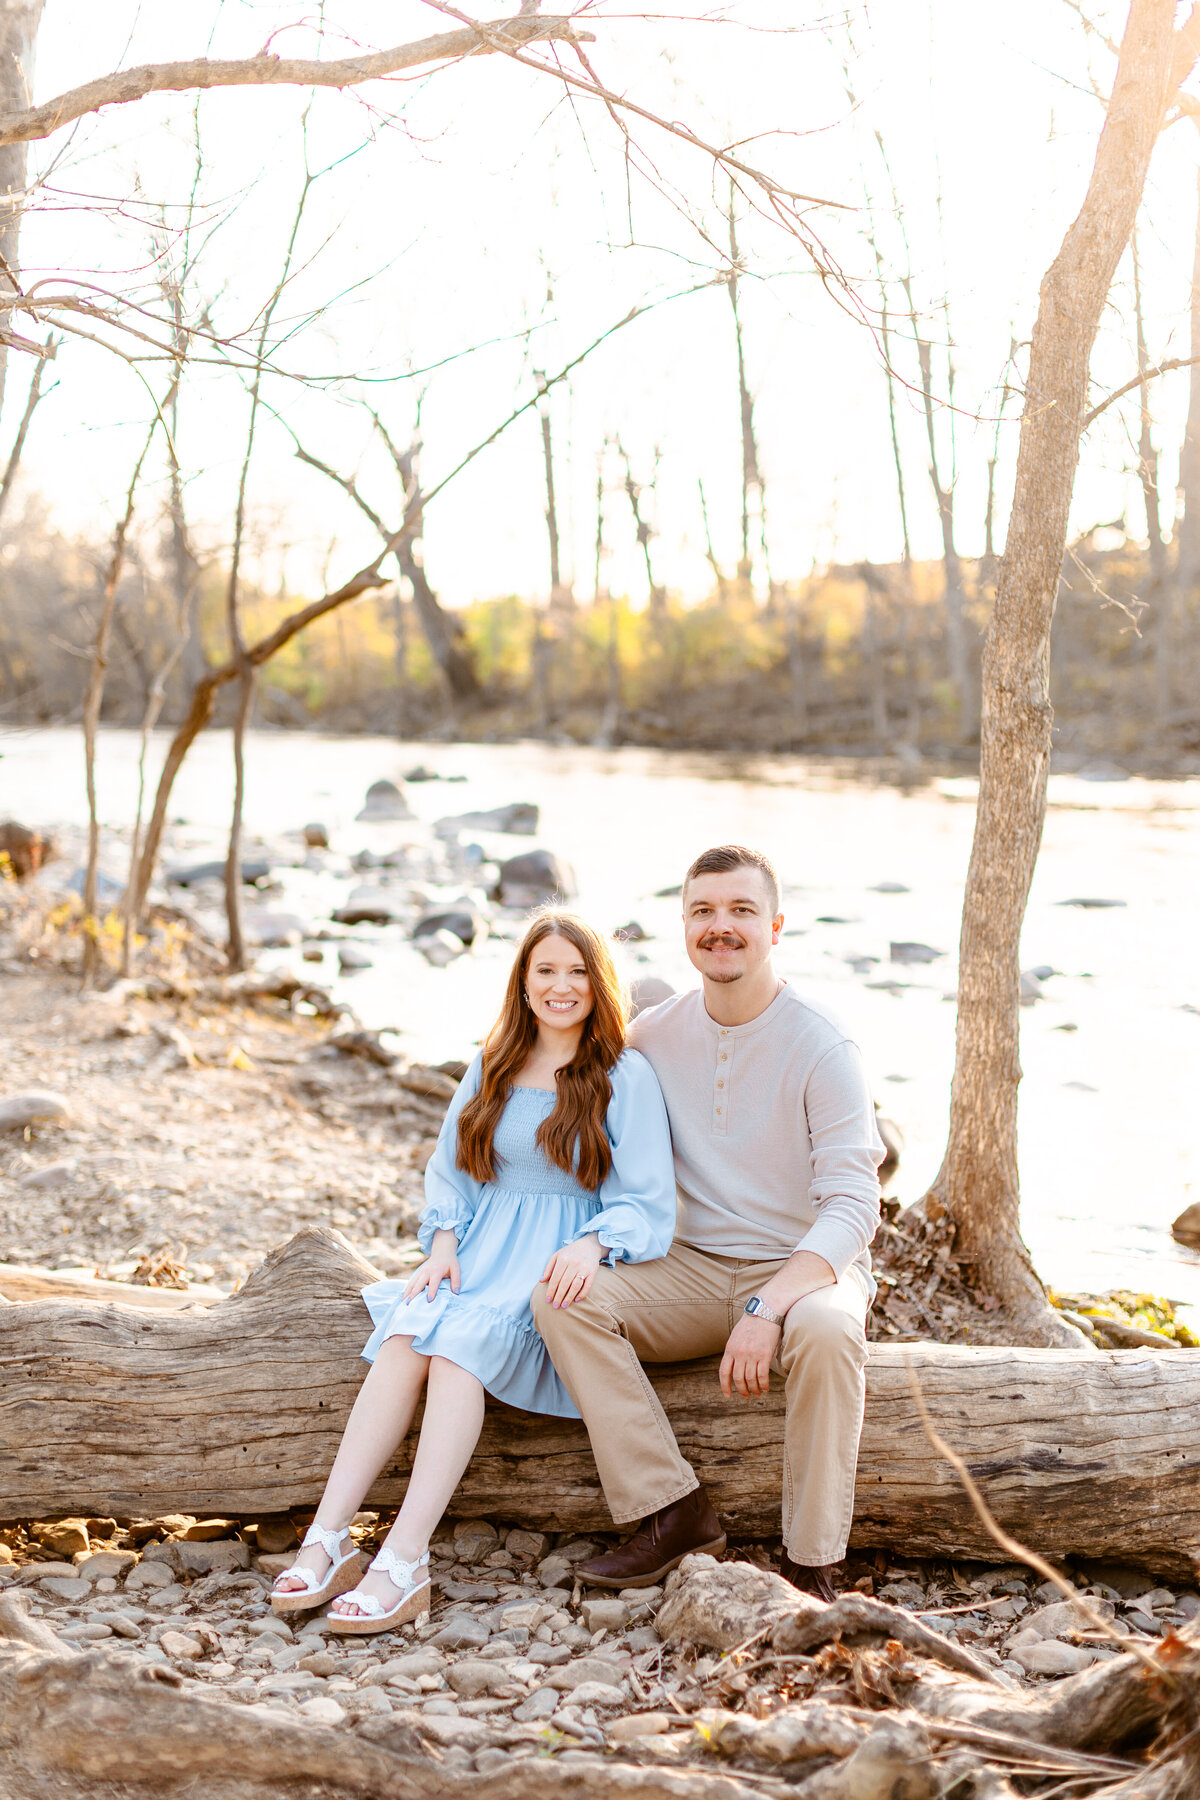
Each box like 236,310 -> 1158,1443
720,1053 -> 727,1061
715,1105 -> 723,1113
717,1080 -> 724,1088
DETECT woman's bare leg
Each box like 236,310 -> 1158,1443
331,1355 -> 486,1616
275,1335 -> 430,1593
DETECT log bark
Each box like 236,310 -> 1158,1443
3,1227 -> 1200,1575
931,0 -> 1200,1345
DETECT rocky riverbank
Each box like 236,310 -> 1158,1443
3,1511 -> 1198,1796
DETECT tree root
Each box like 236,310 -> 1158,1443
0,1646 -> 778,1800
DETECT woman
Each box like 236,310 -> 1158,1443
272,909 -> 676,1633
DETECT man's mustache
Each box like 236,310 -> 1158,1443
698,933 -> 746,949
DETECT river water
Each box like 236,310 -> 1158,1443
3,725 -> 1199,1311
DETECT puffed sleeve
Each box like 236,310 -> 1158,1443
417,1053 -> 485,1254
568,1050 -> 676,1264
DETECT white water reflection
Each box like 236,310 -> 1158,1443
3,726 -> 1199,1310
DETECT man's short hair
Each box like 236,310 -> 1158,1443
683,845 -> 781,913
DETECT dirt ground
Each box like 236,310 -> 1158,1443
0,966 -> 434,1291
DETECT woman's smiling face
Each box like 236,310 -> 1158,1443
525,932 -> 595,1031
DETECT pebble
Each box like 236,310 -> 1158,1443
124,1562 -> 174,1592
0,1090 -> 70,1132
536,1556 -> 573,1589
506,1530 -> 549,1560
58,1621 -> 113,1641
145,1584 -> 187,1610
581,1598 -> 629,1633
474,1747 -> 510,1774
98,1613 -> 142,1639
248,1616 -> 292,1639
431,1616 -> 491,1651
40,1578 -> 90,1602
352,1687 -> 394,1714
1008,1641 -> 1097,1677
300,1697 -> 347,1726
446,1660 -> 511,1698
159,1631 -> 205,1661
75,1550 -> 138,1580
33,1519 -> 90,1557
513,1687 -> 559,1721
547,1655 -> 627,1692
299,1652 -> 338,1676
610,1713 -> 675,1742
178,1540 -> 250,1575
570,1681 -> 627,1708
338,944 -> 374,972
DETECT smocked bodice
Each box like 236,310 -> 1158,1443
488,1086 -> 595,1201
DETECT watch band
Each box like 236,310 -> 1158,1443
744,1295 -> 785,1326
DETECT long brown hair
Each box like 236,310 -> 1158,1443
456,911 -> 627,1190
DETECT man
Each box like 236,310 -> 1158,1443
532,844 -> 883,1600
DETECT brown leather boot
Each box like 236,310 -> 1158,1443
578,1488 -> 726,1589
779,1553 -> 838,1603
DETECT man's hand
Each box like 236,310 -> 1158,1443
719,1315 -> 782,1398
541,1233 -> 604,1308
404,1227 -> 461,1302
718,1249 -> 838,1399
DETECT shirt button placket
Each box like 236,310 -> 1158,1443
714,1030 -> 730,1134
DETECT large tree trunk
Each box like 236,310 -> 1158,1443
929,0 -> 1193,1346
0,0 -> 45,422
4,1226 -> 1200,1576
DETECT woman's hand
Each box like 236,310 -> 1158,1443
404,1228 -> 461,1302
541,1233 -> 604,1309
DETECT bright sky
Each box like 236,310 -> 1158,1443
8,0 -> 1200,608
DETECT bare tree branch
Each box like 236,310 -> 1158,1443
1082,352 -> 1200,428
0,17 -> 591,149
416,0 -> 848,218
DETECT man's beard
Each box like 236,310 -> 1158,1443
699,936 -> 745,983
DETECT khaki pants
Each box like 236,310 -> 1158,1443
531,1242 -> 871,1565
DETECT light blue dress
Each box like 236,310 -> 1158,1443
360,1048 -> 677,1417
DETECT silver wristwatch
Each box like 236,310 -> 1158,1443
744,1295 -> 785,1326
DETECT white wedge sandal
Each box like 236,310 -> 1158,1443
327,1546 -> 431,1636
270,1522 -> 367,1616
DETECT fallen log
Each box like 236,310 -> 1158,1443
0,1262 -> 224,1309
3,1226 -> 1200,1576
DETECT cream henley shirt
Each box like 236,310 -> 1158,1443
627,984 -> 884,1284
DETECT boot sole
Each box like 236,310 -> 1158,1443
581,1533 -> 727,1590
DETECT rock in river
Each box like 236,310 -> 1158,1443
1173,1203 -> 1200,1250
889,941 -> 945,965
435,802 -> 538,837
413,908 -> 487,948
167,859 -> 271,888
419,929 -> 468,968
356,780 -> 413,822
333,885 -> 408,926
493,849 -> 577,908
